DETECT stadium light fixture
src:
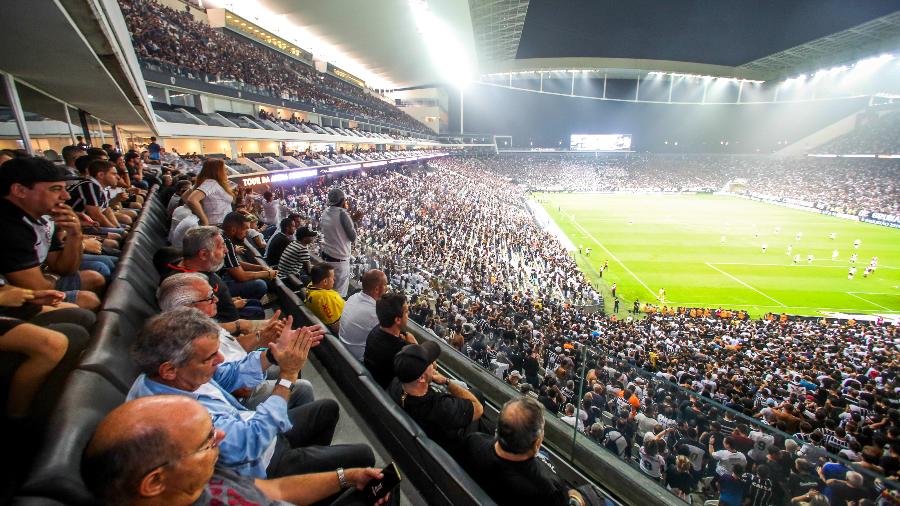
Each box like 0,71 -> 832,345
408,0 -> 473,88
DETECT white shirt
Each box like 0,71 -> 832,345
170,214 -> 200,250
261,199 -> 282,225
218,327 -> 248,362
338,292 -> 378,361
197,179 -> 233,225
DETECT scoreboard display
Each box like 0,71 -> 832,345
569,134 -> 633,151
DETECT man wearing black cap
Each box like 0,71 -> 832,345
319,188 -> 361,297
389,341 -> 484,453
0,156 -> 104,311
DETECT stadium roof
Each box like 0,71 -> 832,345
252,0 -> 477,89
487,0 -> 900,81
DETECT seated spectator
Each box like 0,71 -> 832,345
60,145 -> 86,177
0,316 -> 68,420
338,269 -> 387,361
265,216 -> 296,266
166,178 -> 193,216
220,212 -> 276,301
67,159 -> 126,233
160,226 -> 263,321
156,272 -> 313,408
168,203 -> 200,250
186,159 -> 235,226
82,395 -> 394,506
304,263 -> 343,334
246,214 -> 268,252
0,156 -> 104,311
278,227 -> 318,283
364,293 -> 417,389
389,342 -> 484,452
461,396 -> 570,506
128,307 -> 374,478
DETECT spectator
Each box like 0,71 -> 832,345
0,156 -> 103,311
264,216 -> 296,267
260,190 -> 283,237
186,159 -> 235,226
156,272 -> 314,408
389,341 -> 484,452
160,226 -> 263,320
67,159 -> 124,231
461,396 -> 569,506
127,307 -> 374,478
338,269 -> 387,361
319,188 -> 357,297
82,395 -> 394,506
278,227 -> 318,283
220,212 -> 276,301
363,293 -> 416,389
742,463 -> 775,506
718,464 -> 747,506
303,263 -> 343,334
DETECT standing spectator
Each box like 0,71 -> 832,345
742,464 -> 774,506
260,190 -> 283,238
710,435 -> 747,477
186,159 -> 235,226
718,464 -> 747,506
339,269 -> 388,361
319,188 -> 358,297
146,136 -> 161,161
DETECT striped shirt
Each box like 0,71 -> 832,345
222,237 -> 241,270
741,473 -> 774,506
67,178 -> 107,212
278,241 -> 311,279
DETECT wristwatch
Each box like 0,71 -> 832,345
336,467 -> 350,489
276,378 -> 293,390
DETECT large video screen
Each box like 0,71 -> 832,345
570,134 -> 633,151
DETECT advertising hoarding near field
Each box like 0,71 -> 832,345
570,134 -> 633,151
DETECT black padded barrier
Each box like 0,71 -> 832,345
271,278 -> 497,506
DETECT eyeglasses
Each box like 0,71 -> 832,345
190,291 -> 217,305
142,426 -> 222,475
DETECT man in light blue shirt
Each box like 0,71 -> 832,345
127,307 -> 374,478
339,269 -> 387,361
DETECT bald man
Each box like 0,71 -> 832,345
82,395 -> 395,506
339,269 -> 388,361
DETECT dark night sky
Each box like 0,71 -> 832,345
517,0 -> 900,66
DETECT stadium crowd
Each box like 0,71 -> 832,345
118,0 -> 429,134
818,109 -> 900,155
483,154 -> 900,217
234,155 -> 900,504
4,144 -> 899,505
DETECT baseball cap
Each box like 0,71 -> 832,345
0,156 -> 80,194
327,188 -> 345,206
394,341 -> 441,383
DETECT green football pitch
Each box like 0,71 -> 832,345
537,193 -> 900,317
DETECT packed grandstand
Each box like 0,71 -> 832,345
1,1 -> 899,506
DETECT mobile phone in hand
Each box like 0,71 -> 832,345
366,462 -> 401,502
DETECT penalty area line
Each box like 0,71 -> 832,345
704,262 -> 786,308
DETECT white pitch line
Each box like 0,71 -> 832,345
704,262 -> 787,307
846,292 -> 894,311
848,291 -> 900,296
568,216 -> 657,299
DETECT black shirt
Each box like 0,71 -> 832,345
264,232 -> 292,266
461,433 -> 568,506
363,327 -> 408,388
388,378 -> 474,450
221,237 -> 241,271
159,262 -> 239,322
0,198 -> 62,275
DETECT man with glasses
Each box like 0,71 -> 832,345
157,272 -> 315,409
83,395 -> 394,505
127,307 -> 374,479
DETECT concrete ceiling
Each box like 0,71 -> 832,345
0,0 -> 156,134
254,0 -> 477,88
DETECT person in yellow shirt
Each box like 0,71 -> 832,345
304,263 -> 344,333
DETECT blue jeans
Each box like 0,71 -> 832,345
224,275 -> 268,301
238,299 -> 265,319
81,254 -> 117,282
83,226 -> 127,237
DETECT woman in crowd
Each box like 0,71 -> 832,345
185,158 -> 235,226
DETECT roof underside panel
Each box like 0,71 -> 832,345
469,0 -> 530,65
